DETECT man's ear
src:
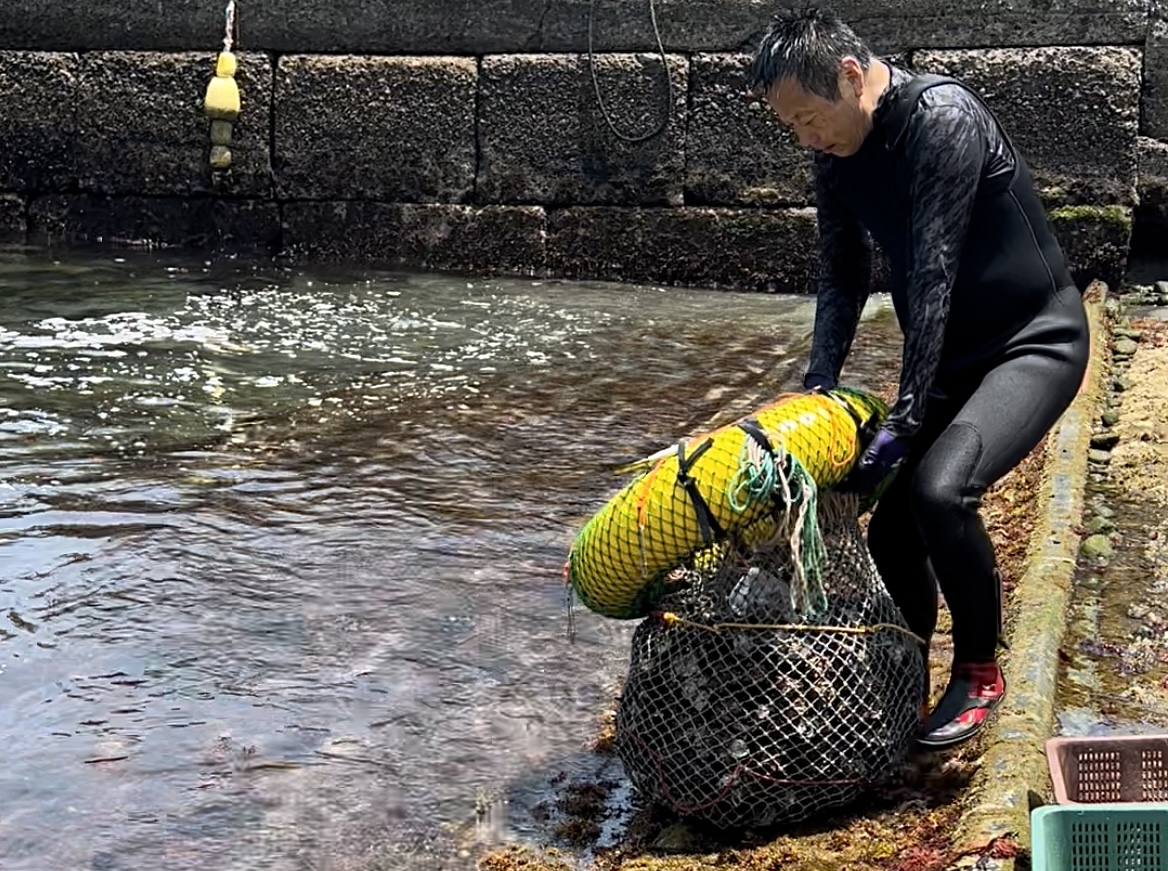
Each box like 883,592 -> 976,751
839,56 -> 865,99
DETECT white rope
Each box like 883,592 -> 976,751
223,0 -> 237,52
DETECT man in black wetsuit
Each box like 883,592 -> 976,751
749,7 -> 1091,749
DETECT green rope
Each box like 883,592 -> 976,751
728,436 -> 778,513
728,438 -> 829,619
784,454 -> 828,618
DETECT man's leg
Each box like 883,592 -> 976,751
865,400 -> 961,717
866,423 -> 950,650
912,304 -> 1089,748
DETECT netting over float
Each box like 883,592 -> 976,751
566,388 -> 892,620
564,388 -> 926,830
612,490 -> 926,830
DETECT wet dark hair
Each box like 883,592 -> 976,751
748,6 -> 873,101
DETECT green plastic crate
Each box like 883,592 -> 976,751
1031,803 -> 1168,870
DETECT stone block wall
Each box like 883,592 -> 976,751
0,0 -> 1160,292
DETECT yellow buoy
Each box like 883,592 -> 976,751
565,387 -> 888,619
204,50 -> 241,169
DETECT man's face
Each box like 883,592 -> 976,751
765,59 -> 871,158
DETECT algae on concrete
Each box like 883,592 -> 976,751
1048,204 -> 1133,291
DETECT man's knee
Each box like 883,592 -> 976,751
911,422 -> 986,519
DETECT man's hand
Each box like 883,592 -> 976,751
843,426 -> 910,494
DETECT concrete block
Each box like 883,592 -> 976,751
242,0 -> 1143,55
0,194 -> 26,242
274,55 -> 476,202
73,51 -> 273,197
281,203 -> 546,276
1144,12 -> 1168,139
0,0 -> 1147,55
546,206 -> 818,292
686,53 -> 813,207
477,53 -> 687,206
0,1 -> 221,51
848,0 -> 1147,54
0,52 -> 80,191
1138,135 -> 1168,211
1048,204 -> 1133,291
0,50 -> 272,196
27,194 -> 281,252
914,47 -> 1141,207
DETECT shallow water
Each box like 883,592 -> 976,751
0,244 -> 903,870
1057,480 -> 1168,738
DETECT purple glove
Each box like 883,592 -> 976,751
844,426 -> 910,494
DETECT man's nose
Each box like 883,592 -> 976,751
797,129 -> 820,149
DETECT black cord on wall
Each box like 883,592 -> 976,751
587,0 -> 675,143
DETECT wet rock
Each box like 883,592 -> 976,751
477,53 -> 687,206
1118,638 -> 1159,675
1087,516 -> 1117,535
275,55 -> 477,202
1114,327 -> 1143,341
1089,449 -> 1113,465
1081,534 -> 1115,561
1092,431 -> 1120,449
28,194 -> 280,252
651,822 -> 705,853
1129,602 -> 1151,621
1093,503 -> 1116,519
1102,409 -> 1121,427
686,53 -> 813,206
282,203 -> 546,276
1113,376 -> 1135,392
1114,338 -> 1140,357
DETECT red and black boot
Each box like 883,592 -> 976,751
918,568 -> 1009,749
917,661 -> 1005,749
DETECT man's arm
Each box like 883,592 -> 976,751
882,99 -> 987,438
805,162 -> 873,388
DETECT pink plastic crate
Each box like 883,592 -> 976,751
1046,734 -> 1168,804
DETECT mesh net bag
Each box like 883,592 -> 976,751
612,489 -> 926,830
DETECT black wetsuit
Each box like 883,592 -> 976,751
806,63 -> 1091,664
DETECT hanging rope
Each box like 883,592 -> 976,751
587,0 -> 674,143
223,0 -> 238,52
